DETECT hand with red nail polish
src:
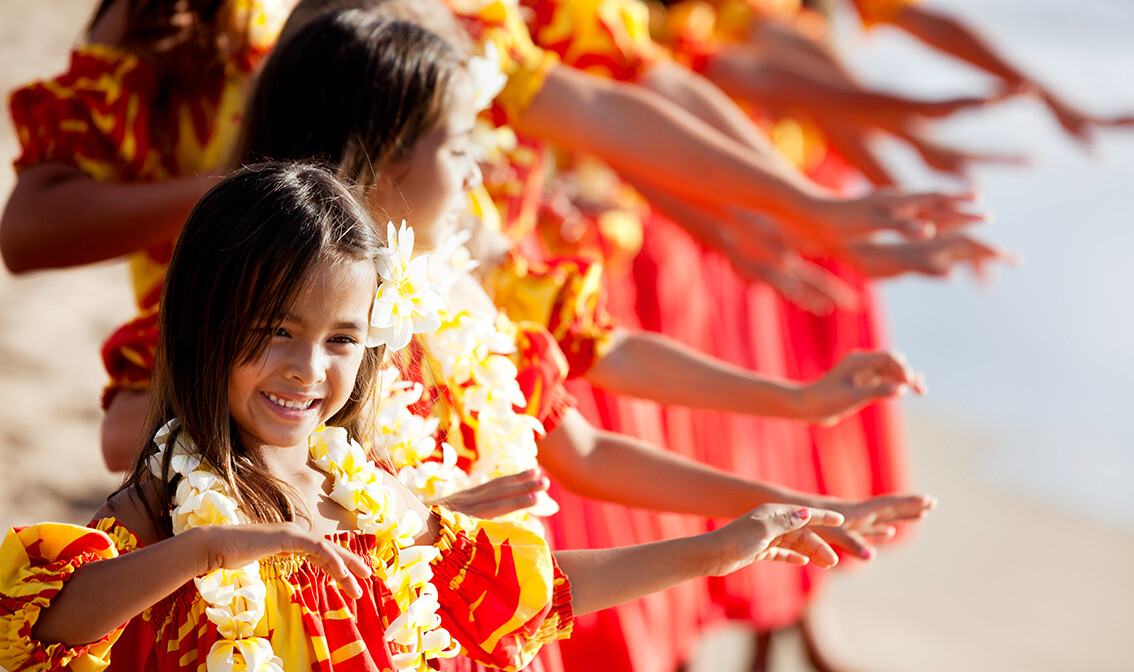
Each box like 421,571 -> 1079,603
696,503 -> 845,577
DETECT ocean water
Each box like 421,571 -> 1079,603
838,0 -> 1134,528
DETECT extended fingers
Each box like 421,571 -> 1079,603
761,547 -> 812,566
816,526 -> 876,560
871,494 -> 937,523
448,469 -> 550,518
848,351 -> 926,396
916,92 -> 1008,118
285,533 -> 371,600
775,528 -> 839,569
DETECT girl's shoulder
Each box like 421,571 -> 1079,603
95,481 -> 167,548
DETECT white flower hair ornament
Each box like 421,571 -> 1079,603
368,221 -> 445,352
466,41 -> 508,114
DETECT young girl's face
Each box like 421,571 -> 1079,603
368,78 -> 481,250
228,259 -> 376,451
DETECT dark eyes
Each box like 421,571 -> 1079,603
269,327 -> 357,346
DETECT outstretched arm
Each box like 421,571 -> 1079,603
514,65 -> 980,247
557,504 -> 843,616
891,5 -> 1134,147
705,42 -> 997,124
0,163 -> 212,273
31,522 -> 371,647
586,330 -> 924,424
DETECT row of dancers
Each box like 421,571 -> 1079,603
1,1 -> 1128,671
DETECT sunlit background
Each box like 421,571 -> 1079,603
846,0 -> 1134,529
0,1 -> 1130,670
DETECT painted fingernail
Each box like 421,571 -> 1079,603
795,508 -> 810,519
860,547 -> 875,560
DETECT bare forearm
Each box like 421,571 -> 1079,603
1,164 -> 211,272
586,330 -> 802,418
32,528 -> 206,647
515,67 -> 831,229
706,47 -> 916,117
539,411 -> 811,518
624,178 -> 736,252
641,60 -> 776,153
892,6 -> 1027,84
553,536 -> 708,615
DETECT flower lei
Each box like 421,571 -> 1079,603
377,233 -> 557,516
148,420 -> 460,672
145,226 -> 461,672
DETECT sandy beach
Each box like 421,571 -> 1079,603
1,2 -> 1132,671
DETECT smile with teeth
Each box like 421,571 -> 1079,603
264,392 -> 318,411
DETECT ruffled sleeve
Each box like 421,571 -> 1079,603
510,320 -> 577,434
8,45 -> 165,179
0,521 -> 137,672
430,507 -> 573,671
452,0 -> 562,125
525,0 -> 664,82
489,252 -> 617,379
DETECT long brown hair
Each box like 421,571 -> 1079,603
120,162 -> 383,536
237,9 -> 463,188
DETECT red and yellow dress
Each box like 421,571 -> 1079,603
529,0 -> 899,649
655,0 -> 918,628
486,245 -> 719,672
6,0 -> 287,408
464,6 -> 704,669
470,3 -> 736,669
388,303 -> 579,672
0,509 -> 572,672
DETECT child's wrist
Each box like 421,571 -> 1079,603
785,382 -> 813,420
179,526 -> 221,577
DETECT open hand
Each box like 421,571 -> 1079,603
700,504 -> 845,577
193,523 -> 373,599
798,351 -> 926,426
900,127 -> 1030,183
810,188 -> 987,246
1036,86 -> 1134,152
849,230 -> 1021,280
441,469 -> 551,519
816,494 -> 936,559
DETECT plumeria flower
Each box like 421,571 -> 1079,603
386,583 -> 446,646
149,419 -> 204,478
311,426 -> 370,477
205,637 -> 284,672
427,229 -> 480,292
173,488 -> 248,533
369,222 -> 445,351
377,409 -> 441,469
466,40 -> 508,112
194,564 -> 262,607
464,355 -> 525,413
423,627 -> 462,658
397,443 -> 463,499
388,549 -> 440,598
394,510 -> 425,546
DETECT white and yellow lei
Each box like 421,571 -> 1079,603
375,226 -> 556,516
